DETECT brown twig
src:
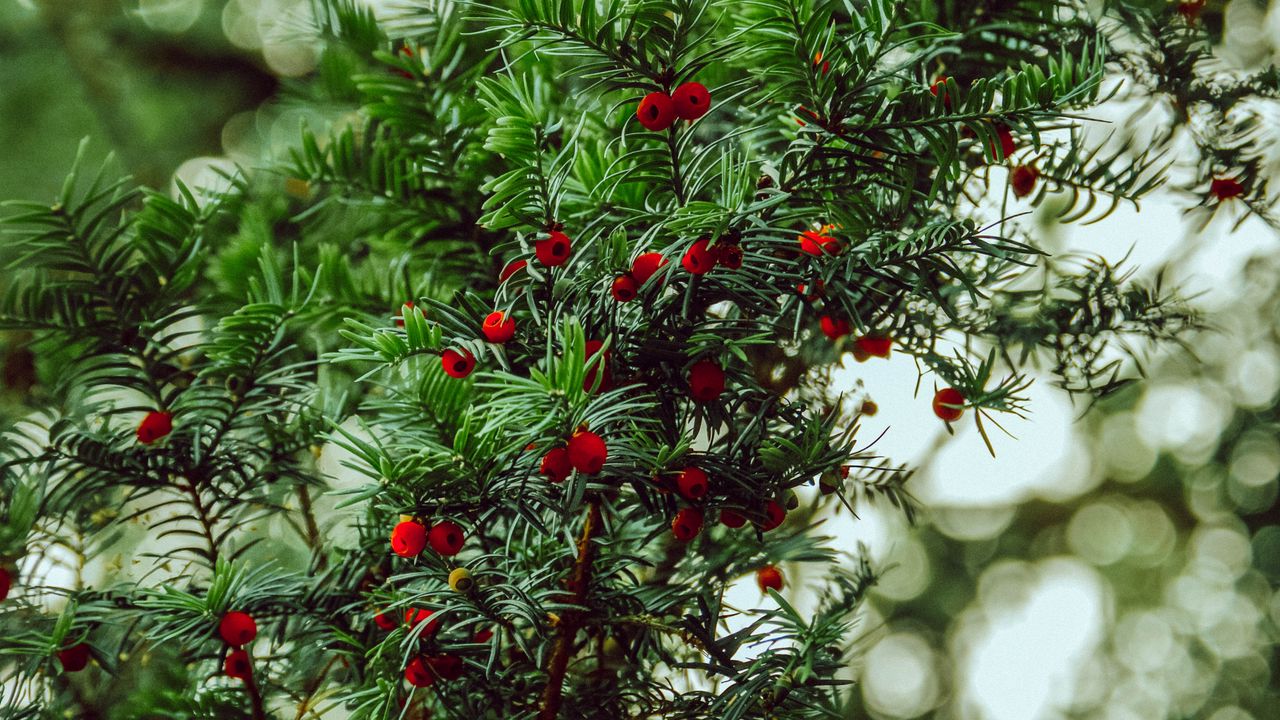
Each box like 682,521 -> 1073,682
244,660 -> 268,720
536,500 -> 603,720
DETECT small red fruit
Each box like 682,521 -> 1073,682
676,467 -> 709,500
482,311 -> 516,343
428,654 -> 465,681
671,82 -> 711,120
757,565 -> 784,592
0,567 -> 9,601
682,238 -> 715,275
374,610 -> 397,631
1011,165 -> 1038,198
1211,177 -> 1244,200
819,316 -> 851,340
56,644 -> 90,673
671,508 -> 704,542
442,348 -> 476,378
758,500 -> 786,532
716,244 -> 743,269
567,429 -> 607,475
798,227 -> 840,256
854,335 -> 892,358
219,611 -> 257,647
405,608 -> 441,635
611,274 -> 639,302
224,649 -> 251,680
428,520 -> 465,556
391,520 -> 427,558
720,509 -> 746,528
1177,0 -> 1205,21
137,411 -> 172,444
473,627 -> 495,643
405,656 -> 435,687
993,124 -> 1016,159
933,387 -> 966,422
637,92 -> 677,131
535,231 -> 572,267
541,447 -> 572,483
631,252 -> 668,285
499,259 -> 527,282
688,360 -> 725,403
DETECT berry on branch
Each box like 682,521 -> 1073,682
1211,177 -> 1244,200
720,508 -> 746,528
482,311 -> 516,343
853,335 -> 892,359
404,656 -> 435,687
637,91 -> 677,131
567,429 -> 607,474
671,507 -> 703,542
219,611 -> 257,647
391,519 -> 428,558
676,466 -> 709,500
224,649 -> 252,680
682,237 -> 715,275
405,608 -> 442,635
757,565 -> 784,592
758,500 -> 786,532
428,654 -> 465,681
671,82 -> 711,120
535,230 -> 572,267
0,567 -> 9,601
136,411 -> 172,444
499,259 -> 527,282
1011,165 -> 1038,198
428,520 -> 465,556
374,610 -> 398,631
56,644 -> 90,673
448,567 -> 474,592
630,252 -> 668,285
540,446 -> 572,483
442,348 -> 476,378
933,387 -> 966,422
611,274 -> 639,302
820,315 -> 851,340
688,360 -> 725,402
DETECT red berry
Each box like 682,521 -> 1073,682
1178,0 -> 1204,21
428,520 -> 465,556
611,274 -> 639,302
853,335 -> 891,358
219,611 -> 257,647
374,610 -> 397,631
757,565 -> 784,592
428,654 -> 465,681
137,411 -> 172,444
798,227 -> 840,257
994,124 -> 1016,159
682,238 -> 715,275
499,259 -> 528,282
395,301 -> 414,327
933,387 -> 966,422
391,520 -> 427,558
224,649 -> 251,680
631,252 -> 668,285
442,348 -> 476,378
1011,165 -> 1038,198
0,567 -> 9,602
716,244 -> 743,269
535,231 -> 572,267
688,360 -> 725,403
720,509 -> 746,528
540,446 -> 572,483
482,311 -> 516,343
671,507 -> 704,542
758,500 -> 786,532
676,467 -> 709,500
819,316 -> 851,340
671,82 -> 711,120
567,430 -> 607,475
405,656 -> 435,687
56,644 -> 90,673
796,279 -> 825,300
405,608 -> 441,635
473,627 -> 495,643
637,92 -> 677,131
1211,177 -> 1244,200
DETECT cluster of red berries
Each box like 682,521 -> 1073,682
671,488 -> 787,543
373,606 -> 476,687
682,234 -> 743,276
611,251 -> 669,302
219,610 -> 258,680
136,410 -> 172,445
391,518 -> 467,558
636,82 -> 711,132
540,428 -> 608,482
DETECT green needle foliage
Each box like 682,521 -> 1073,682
1,0 -> 1255,718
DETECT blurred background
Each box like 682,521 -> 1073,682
1,1 -> 1277,718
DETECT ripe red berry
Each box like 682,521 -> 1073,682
405,608 -> 441,635
1211,177 -> 1244,200
611,274 -> 639,302
720,509 -> 746,528
567,429 -> 607,475
1011,165 -> 1038,198
541,446 -> 572,482
757,565 -> 784,592
933,387 -> 966,422
374,610 -> 397,631
56,644 -> 90,673
631,252 -> 668,285
482,311 -> 516,343
441,348 -> 476,378
671,82 -> 711,120
0,567 -> 9,602
676,467 -> 709,500
473,627 -> 495,643
219,611 -> 257,647
428,520 -> 465,556
671,507 -> 704,542
391,520 -> 427,558
428,654 -> 465,681
688,360 -> 725,403
136,411 -> 172,444
637,91 -> 677,131
861,399 -> 879,416
1178,0 -> 1205,21
854,335 -> 892,358
405,656 -> 435,687
758,500 -> 786,532
535,231 -> 572,267
224,649 -> 251,680
798,227 -> 840,256
716,244 -> 743,269
682,238 -> 715,275
499,259 -> 527,282
820,315 -> 851,340
994,124 -> 1016,159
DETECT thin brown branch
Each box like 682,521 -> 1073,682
536,500 -> 602,720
